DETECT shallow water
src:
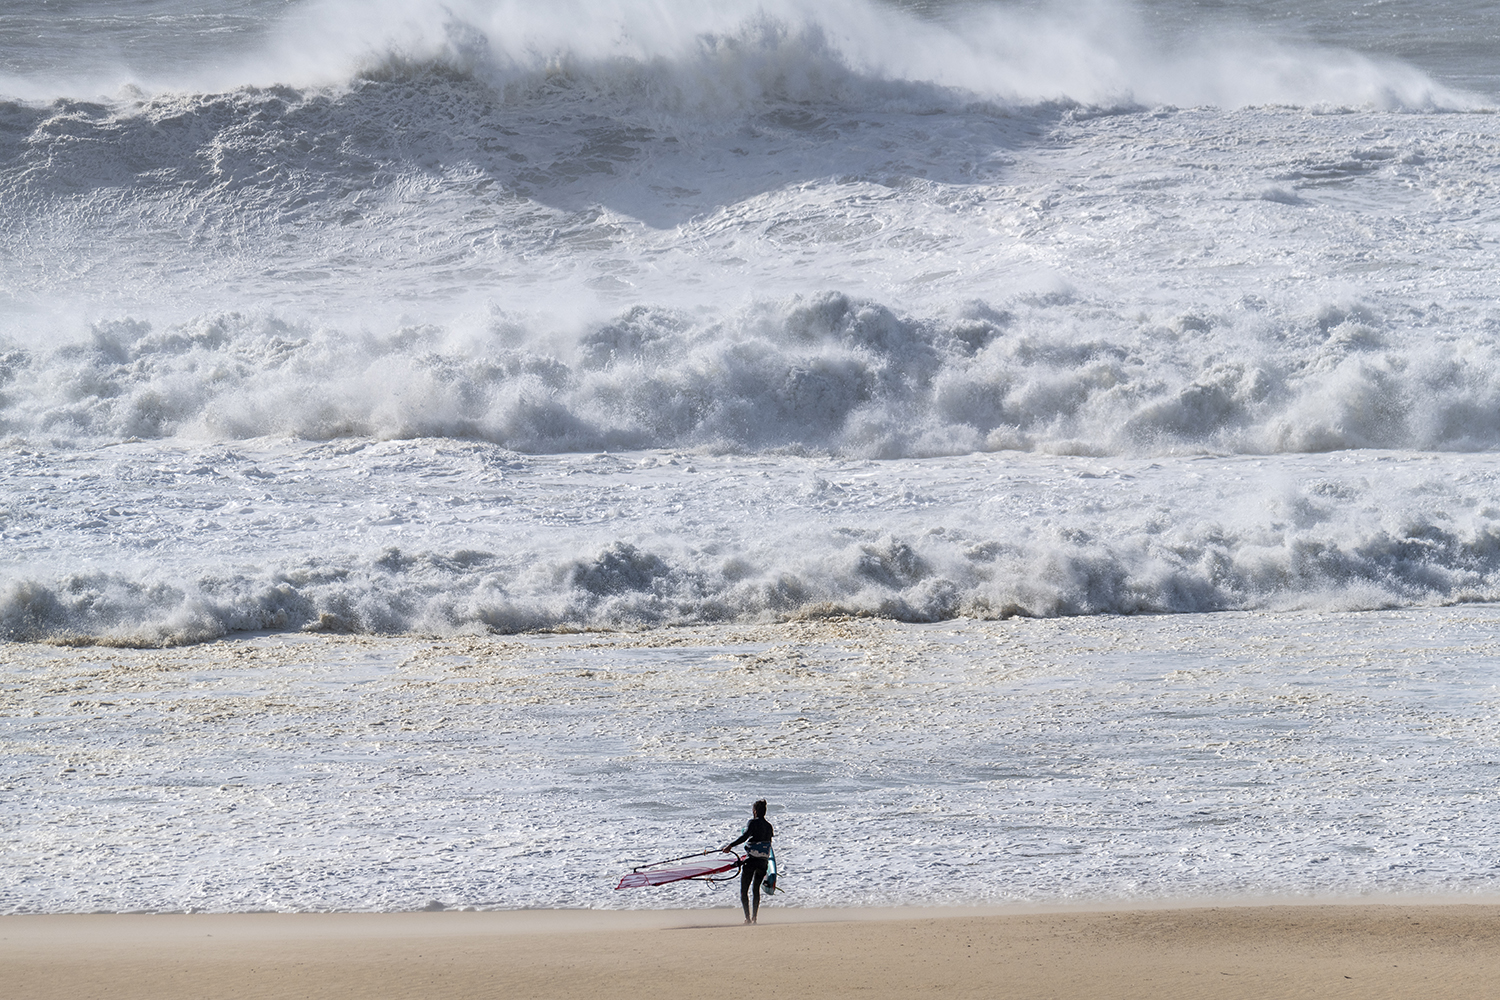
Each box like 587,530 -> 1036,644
5,610 -> 1500,912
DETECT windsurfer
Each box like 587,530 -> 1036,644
723,799 -> 774,924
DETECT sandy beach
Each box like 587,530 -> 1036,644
5,903 -> 1498,999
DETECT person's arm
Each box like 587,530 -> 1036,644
723,826 -> 749,851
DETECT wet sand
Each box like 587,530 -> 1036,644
4,903 -> 1498,999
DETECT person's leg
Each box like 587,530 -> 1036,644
750,863 -> 766,923
740,862 -> 753,923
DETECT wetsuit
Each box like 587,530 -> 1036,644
727,817 -> 774,922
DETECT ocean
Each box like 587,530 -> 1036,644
3,0 -> 1500,913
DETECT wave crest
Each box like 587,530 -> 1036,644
2,0 -> 1479,112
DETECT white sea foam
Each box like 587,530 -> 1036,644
7,612 -> 1500,912
5,294 -> 1500,458
4,440 -> 1499,646
3,0 -> 1500,644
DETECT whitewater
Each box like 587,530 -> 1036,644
4,0 -> 1500,913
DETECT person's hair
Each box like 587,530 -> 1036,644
753,799 -> 767,817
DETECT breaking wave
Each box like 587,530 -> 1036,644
2,3 -> 1474,251
6,295 -> 1500,457
8,509 -> 1500,646
0,0 -> 1476,111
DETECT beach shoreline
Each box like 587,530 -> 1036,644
6,902 -> 1499,999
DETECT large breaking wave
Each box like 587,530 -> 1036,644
1,2 -> 1476,277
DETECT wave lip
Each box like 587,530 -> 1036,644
0,0 -> 1482,112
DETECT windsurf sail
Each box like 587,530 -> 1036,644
615,850 -> 742,889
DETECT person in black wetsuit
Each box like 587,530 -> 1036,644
723,799 -> 774,924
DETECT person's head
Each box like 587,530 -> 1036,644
753,799 -> 767,818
